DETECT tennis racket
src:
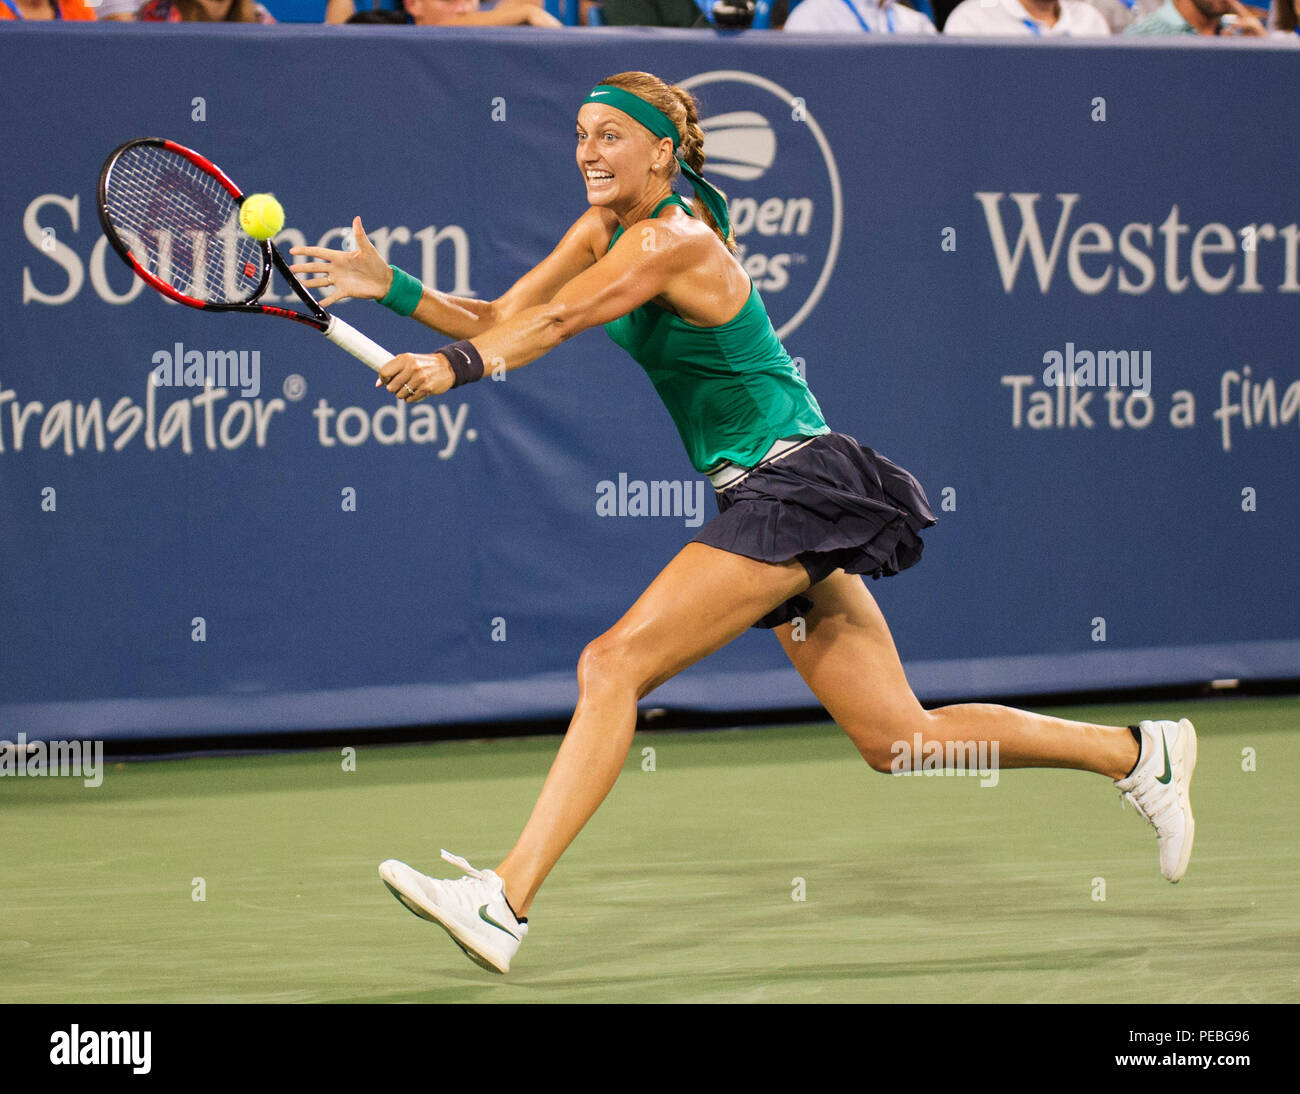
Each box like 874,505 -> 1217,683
97,137 -> 394,373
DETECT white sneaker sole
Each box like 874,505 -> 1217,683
378,860 -> 511,974
1168,718 -> 1198,883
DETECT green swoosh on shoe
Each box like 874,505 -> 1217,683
479,904 -> 519,939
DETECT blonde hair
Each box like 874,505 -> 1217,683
598,71 -> 737,254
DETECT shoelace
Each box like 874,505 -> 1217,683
1119,782 -> 1181,831
441,849 -> 489,880
441,849 -> 522,930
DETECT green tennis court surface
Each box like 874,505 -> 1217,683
2,696 -> 1296,1004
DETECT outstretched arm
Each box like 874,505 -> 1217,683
376,219 -> 705,399
289,210 -> 603,341
289,217 -> 490,337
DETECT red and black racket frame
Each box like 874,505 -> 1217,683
97,137 -> 331,332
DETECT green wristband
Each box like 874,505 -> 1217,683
378,265 -> 423,317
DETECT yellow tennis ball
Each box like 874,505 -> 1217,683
239,193 -> 285,240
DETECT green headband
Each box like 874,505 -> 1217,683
581,84 -> 731,241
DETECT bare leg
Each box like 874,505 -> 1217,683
776,570 -> 1140,778
495,543 -> 812,916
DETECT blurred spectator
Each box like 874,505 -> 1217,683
137,0 -> 275,17
929,0 -> 959,24
784,0 -> 937,31
1082,0 -> 1161,31
1124,0 -> 1264,31
944,0 -> 1110,33
328,0 -> 396,18
0,0 -> 97,16
328,0 -> 558,22
599,0 -> 706,23
90,0 -> 139,17
1270,0 -> 1298,28
406,0 -> 560,21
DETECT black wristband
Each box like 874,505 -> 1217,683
440,340 -> 485,388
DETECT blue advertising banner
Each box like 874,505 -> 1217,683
1,27 -> 1297,738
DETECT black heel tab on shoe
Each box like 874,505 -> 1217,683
1123,724 -> 1144,778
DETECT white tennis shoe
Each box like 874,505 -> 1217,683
1114,718 -> 1198,883
379,850 -> 527,974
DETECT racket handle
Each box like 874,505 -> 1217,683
322,315 -> 395,373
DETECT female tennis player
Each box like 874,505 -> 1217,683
289,71 -> 1197,975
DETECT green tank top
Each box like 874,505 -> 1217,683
603,195 -> 830,474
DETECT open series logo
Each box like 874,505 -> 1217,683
680,71 -> 843,340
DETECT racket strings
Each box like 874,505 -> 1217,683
104,144 -> 264,305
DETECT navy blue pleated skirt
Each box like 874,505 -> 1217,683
691,432 -> 937,629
